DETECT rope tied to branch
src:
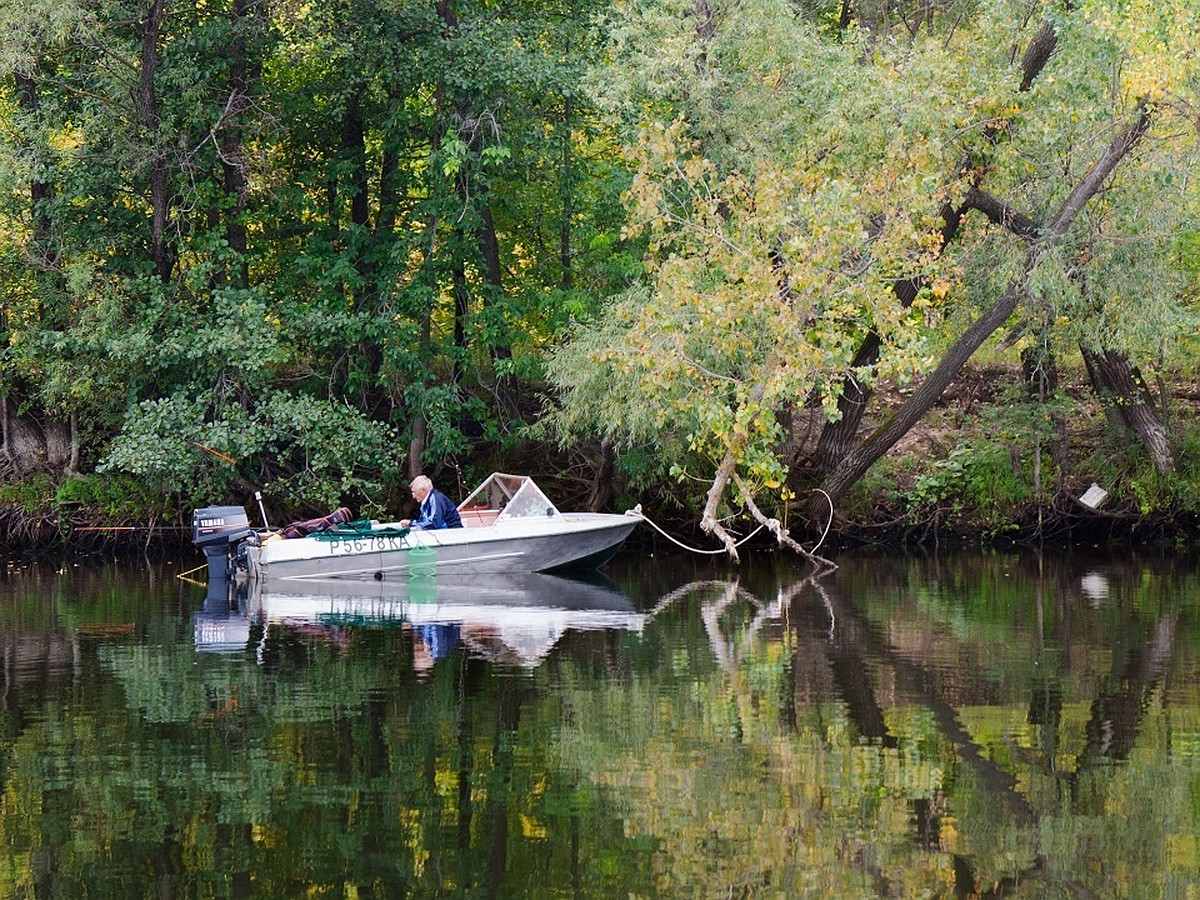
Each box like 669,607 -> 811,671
627,505 -> 766,554
626,485 -> 835,572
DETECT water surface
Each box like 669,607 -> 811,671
1,547 -> 1198,897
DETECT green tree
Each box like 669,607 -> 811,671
550,0 -> 1200,553
0,0 -> 634,516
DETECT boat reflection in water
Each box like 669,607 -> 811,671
193,570 -> 645,669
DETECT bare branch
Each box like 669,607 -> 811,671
963,185 -> 1042,239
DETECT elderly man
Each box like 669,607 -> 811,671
401,475 -> 463,530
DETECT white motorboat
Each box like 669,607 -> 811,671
192,473 -> 641,585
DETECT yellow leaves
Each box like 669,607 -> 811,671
49,124 -> 84,153
520,814 -> 548,840
1166,830 -> 1198,870
760,67 -> 786,91
572,0 -> 1193,487
1078,0 -> 1200,106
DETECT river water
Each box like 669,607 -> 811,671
0,546 -> 1197,897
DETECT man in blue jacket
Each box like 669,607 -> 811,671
401,475 -> 463,529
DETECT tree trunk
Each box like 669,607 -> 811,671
1080,346 -> 1125,433
220,0 -> 254,288
812,289 -> 908,473
14,74 -> 55,256
0,395 -> 14,473
66,410 -> 80,476
0,395 -> 71,475
586,437 -> 616,512
808,16 -> 1062,477
452,258 -> 469,384
343,90 -> 370,237
374,139 -> 400,247
560,95 -> 574,290
408,414 -> 427,480
138,0 -> 172,283
1080,346 -> 1175,473
337,84 -> 390,415
811,105 -> 1154,520
408,207 -> 440,476
478,203 -> 512,361
1019,20 -> 1059,93
477,204 -> 522,420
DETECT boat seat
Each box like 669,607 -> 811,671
459,507 -> 501,527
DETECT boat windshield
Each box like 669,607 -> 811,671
458,473 -> 561,520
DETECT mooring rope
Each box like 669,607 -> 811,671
809,489 -> 834,556
627,487 -> 835,559
625,506 -> 766,555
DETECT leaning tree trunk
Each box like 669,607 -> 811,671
809,18 -> 1061,477
810,105 -> 1154,522
816,283 -> 1026,515
813,280 -> 918,472
1080,346 -> 1175,474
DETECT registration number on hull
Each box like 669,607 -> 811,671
327,535 -> 406,555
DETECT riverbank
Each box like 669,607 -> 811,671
4,363 -> 1200,557
4,477 -> 1197,561
822,362 -> 1200,551
1,483 -> 1197,559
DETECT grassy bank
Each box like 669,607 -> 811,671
837,364 -> 1200,549
0,473 -> 187,555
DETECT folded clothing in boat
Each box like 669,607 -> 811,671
280,507 -> 353,539
312,520 -> 411,540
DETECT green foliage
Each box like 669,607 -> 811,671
0,474 -> 56,513
1116,425 -> 1200,515
904,446 -> 971,515
1171,427 -> 1200,512
904,444 -> 1030,526
551,0 -> 1200,533
100,390 -> 399,512
0,0 -> 636,515
55,474 -> 177,521
0,473 -> 174,522
855,374 -> 1070,533
2,0 -> 1199,533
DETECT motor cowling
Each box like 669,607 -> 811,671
192,505 -> 253,585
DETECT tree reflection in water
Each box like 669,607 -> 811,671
0,549 -> 1197,896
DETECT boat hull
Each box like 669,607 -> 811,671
243,512 -> 639,582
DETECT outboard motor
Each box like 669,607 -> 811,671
192,505 -> 253,586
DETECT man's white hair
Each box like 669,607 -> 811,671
410,475 -> 433,492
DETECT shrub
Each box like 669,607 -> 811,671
0,474 -> 57,513
55,473 -> 178,521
